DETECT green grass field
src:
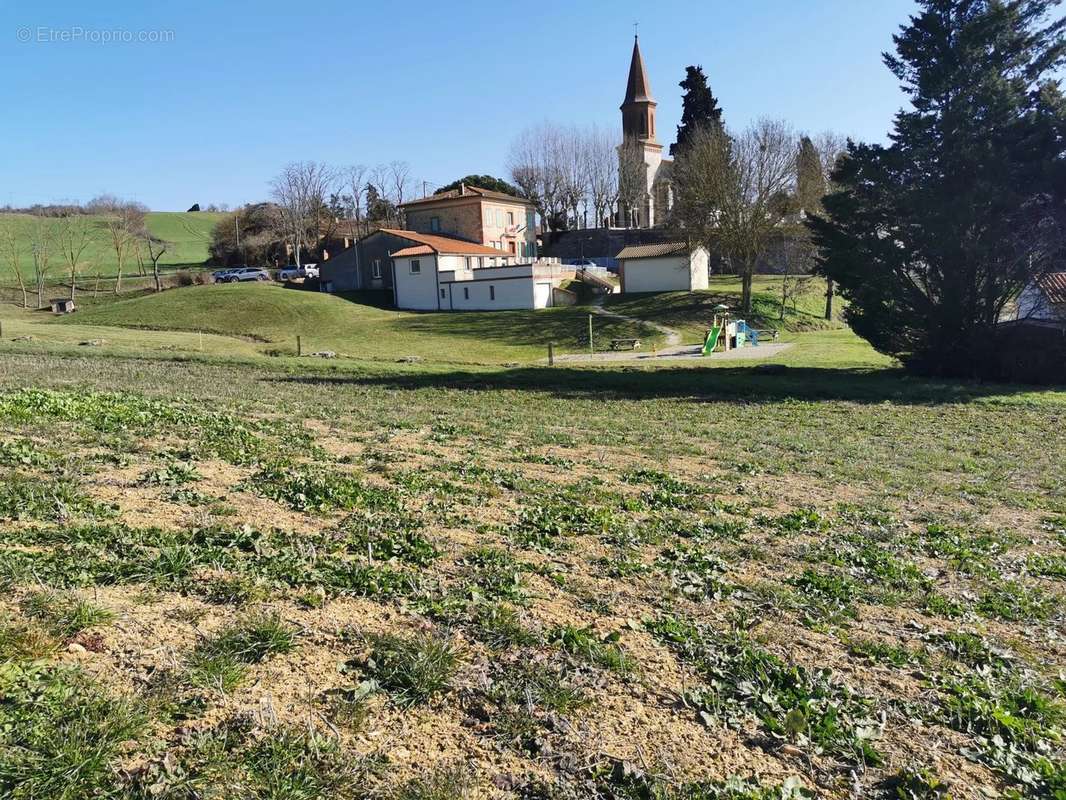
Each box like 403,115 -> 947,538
35,282 -> 656,364
0,339 -> 1062,798
0,211 -> 223,280
0,276 -> 864,369
605,276 -> 838,345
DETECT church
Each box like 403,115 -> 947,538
619,35 -> 674,229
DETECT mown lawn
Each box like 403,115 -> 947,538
605,276 -> 838,345
40,282 -> 658,364
0,348 -> 1063,799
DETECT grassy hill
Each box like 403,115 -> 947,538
605,276 -> 838,345
0,210 -> 223,280
50,283 -> 655,364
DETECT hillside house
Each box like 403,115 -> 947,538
1017,272 -> 1066,323
386,230 -> 571,311
400,185 -> 538,259
617,242 -> 709,293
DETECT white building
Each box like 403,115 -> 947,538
389,230 -> 571,311
617,242 -> 709,293
1016,272 -> 1066,322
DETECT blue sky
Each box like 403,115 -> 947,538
0,0 -> 919,210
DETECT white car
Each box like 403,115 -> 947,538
279,264 -> 319,281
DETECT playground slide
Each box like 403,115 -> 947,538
703,327 -> 721,356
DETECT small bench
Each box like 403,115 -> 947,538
609,338 -> 641,351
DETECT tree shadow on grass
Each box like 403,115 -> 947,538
264,363 -> 1058,406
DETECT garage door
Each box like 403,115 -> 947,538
534,282 -> 552,309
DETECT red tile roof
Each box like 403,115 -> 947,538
390,245 -> 435,258
400,186 -> 533,208
1037,272 -> 1066,305
380,229 -> 505,257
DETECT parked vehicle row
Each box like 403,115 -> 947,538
210,264 -> 318,283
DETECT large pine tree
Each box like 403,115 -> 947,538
670,66 -> 724,156
810,0 -> 1066,377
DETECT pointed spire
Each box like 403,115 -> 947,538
623,35 -> 654,105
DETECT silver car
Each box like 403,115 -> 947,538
222,267 -> 271,283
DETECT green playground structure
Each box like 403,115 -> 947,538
703,326 -> 722,355
703,305 -> 764,355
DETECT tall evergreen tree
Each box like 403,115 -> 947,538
809,0 -> 1066,378
795,136 -> 827,215
670,66 -> 724,156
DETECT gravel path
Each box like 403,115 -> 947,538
554,342 -> 794,364
589,303 -> 683,347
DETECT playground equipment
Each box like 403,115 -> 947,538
703,305 -> 761,355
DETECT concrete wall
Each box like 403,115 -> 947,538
690,247 -> 709,290
441,274 -> 537,311
622,253 -> 697,293
393,254 -> 441,310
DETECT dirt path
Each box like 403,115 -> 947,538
590,300 -> 683,347
554,341 -> 794,364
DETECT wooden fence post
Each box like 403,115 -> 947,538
588,314 -> 594,354
548,342 -> 554,366
297,335 -> 302,357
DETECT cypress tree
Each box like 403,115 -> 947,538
670,66 -> 724,156
795,136 -> 827,215
809,0 -> 1066,377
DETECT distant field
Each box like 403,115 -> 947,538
0,211 -> 223,280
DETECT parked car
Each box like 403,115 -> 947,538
278,264 -> 319,281
211,268 -> 237,282
567,258 -> 601,270
220,267 -> 271,283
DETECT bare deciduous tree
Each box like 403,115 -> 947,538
811,131 -> 848,320
99,200 -> 147,293
29,218 -> 54,309
585,126 -> 619,228
507,123 -> 567,232
144,232 -> 170,292
56,214 -> 97,301
617,139 -> 648,229
343,165 -> 369,234
671,119 -> 797,312
270,161 -> 337,267
0,226 -> 28,308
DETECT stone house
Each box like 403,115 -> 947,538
400,185 -> 538,259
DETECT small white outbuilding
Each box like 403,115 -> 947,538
617,242 -> 709,293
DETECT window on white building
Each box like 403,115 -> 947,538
440,288 -> 446,299
463,287 -> 469,299
464,257 -> 471,270
506,211 -> 514,226
410,260 -> 421,274
489,285 -> 495,301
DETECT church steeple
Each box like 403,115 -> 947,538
621,35 -> 657,143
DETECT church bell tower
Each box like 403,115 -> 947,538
620,34 -> 658,143
619,35 -> 664,227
